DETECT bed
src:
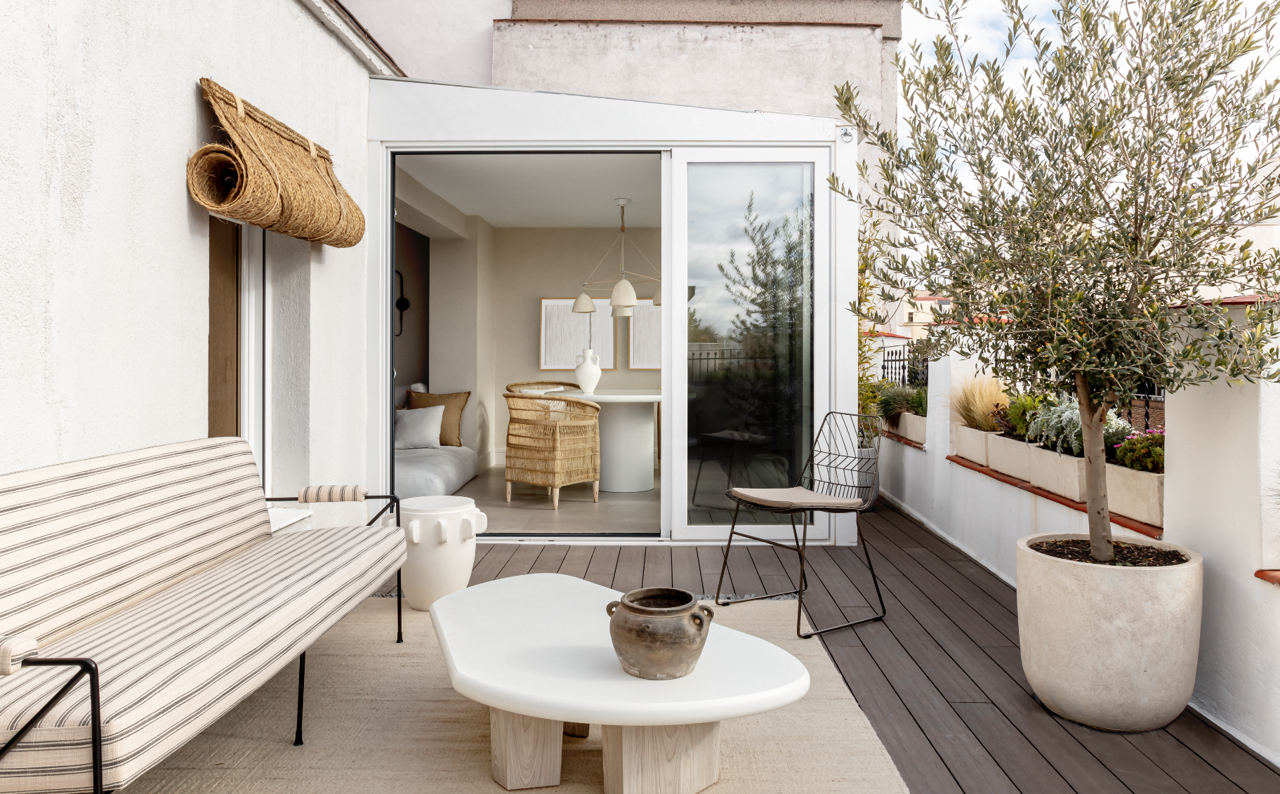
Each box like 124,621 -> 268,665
394,446 -> 479,498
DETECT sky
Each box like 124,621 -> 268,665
899,0 -> 1280,100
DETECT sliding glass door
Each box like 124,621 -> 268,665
670,149 -> 830,540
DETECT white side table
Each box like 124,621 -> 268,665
431,574 -> 810,793
396,496 -> 487,611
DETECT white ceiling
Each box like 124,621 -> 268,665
396,153 -> 661,228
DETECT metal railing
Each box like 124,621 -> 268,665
881,347 -> 929,388
688,349 -> 766,380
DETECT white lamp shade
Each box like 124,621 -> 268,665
611,305 -> 634,317
610,277 -> 638,307
572,292 -> 596,313
652,289 -> 662,307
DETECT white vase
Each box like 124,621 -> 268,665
575,348 -> 602,394
393,496 -> 488,612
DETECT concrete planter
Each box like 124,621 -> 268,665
987,434 -> 1031,478
1107,464 -> 1164,527
1016,533 -> 1203,731
894,412 -> 928,445
1026,446 -> 1087,502
954,425 -> 999,466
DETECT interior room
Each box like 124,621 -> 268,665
391,152 -> 663,535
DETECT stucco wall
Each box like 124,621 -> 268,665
0,0 -> 372,488
1163,380 -> 1280,765
512,0 -> 902,37
339,0 -> 513,84
492,21 -> 885,123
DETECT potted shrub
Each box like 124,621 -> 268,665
1109,430 -> 1165,526
1023,401 -> 1131,502
987,393 -> 1046,477
878,384 -> 928,445
952,377 -> 1008,466
838,0 -> 1280,730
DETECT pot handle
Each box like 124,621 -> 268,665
691,605 -> 714,631
606,600 -> 621,617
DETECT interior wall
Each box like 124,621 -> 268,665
429,215 -> 497,464
393,222 -> 430,404
491,227 -> 662,448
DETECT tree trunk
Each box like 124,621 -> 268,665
1075,374 -> 1114,562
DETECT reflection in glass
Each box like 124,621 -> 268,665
687,163 -> 814,526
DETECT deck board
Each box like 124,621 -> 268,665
641,544 -> 673,588
613,546 -> 645,592
671,546 -> 704,595
696,545 -> 731,597
468,504 -> 1280,792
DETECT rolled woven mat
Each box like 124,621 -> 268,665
186,78 -> 364,248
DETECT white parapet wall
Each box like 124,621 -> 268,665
878,354 -> 1280,766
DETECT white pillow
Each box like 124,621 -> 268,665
395,405 -> 445,449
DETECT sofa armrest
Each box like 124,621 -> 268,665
296,485 -> 369,503
0,636 -> 39,675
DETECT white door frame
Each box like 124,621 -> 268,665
364,79 -> 859,543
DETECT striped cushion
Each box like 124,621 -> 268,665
0,523 -> 406,793
296,484 -> 368,503
0,438 -> 271,644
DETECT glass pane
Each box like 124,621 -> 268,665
686,163 -> 814,526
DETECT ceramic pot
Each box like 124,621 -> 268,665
575,348 -> 602,395
1017,533 -> 1203,731
394,496 -> 488,612
606,588 -> 714,680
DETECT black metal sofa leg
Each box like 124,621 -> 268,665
294,652 -> 305,747
0,658 -> 105,793
397,570 -> 404,644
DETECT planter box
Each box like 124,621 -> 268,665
987,435 -> 1031,478
1026,446 -> 1087,502
954,425 -> 999,467
1107,464 -> 1164,527
894,412 -> 928,445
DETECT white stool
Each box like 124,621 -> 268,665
394,496 -> 488,611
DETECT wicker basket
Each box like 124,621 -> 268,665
503,392 -> 600,509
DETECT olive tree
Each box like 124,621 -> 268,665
835,0 -> 1280,561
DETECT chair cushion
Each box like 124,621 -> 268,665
730,486 -> 864,511
0,524 -> 406,794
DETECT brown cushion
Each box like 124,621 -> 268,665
408,391 -> 470,446
730,486 -> 863,510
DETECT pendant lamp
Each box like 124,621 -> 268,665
573,198 -> 660,317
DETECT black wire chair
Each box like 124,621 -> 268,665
713,412 -> 887,639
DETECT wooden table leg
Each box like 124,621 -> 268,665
601,722 -> 720,794
491,708 -> 563,790
564,722 -> 591,738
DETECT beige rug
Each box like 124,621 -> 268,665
126,598 -> 907,793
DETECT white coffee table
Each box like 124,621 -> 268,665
430,573 -> 810,793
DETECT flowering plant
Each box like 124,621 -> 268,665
1114,429 -> 1165,474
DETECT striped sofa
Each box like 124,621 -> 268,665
0,438 -> 406,793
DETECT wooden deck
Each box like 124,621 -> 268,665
468,503 -> 1280,793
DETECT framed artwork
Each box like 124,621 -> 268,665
540,298 -> 616,370
628,299 -> 662,370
